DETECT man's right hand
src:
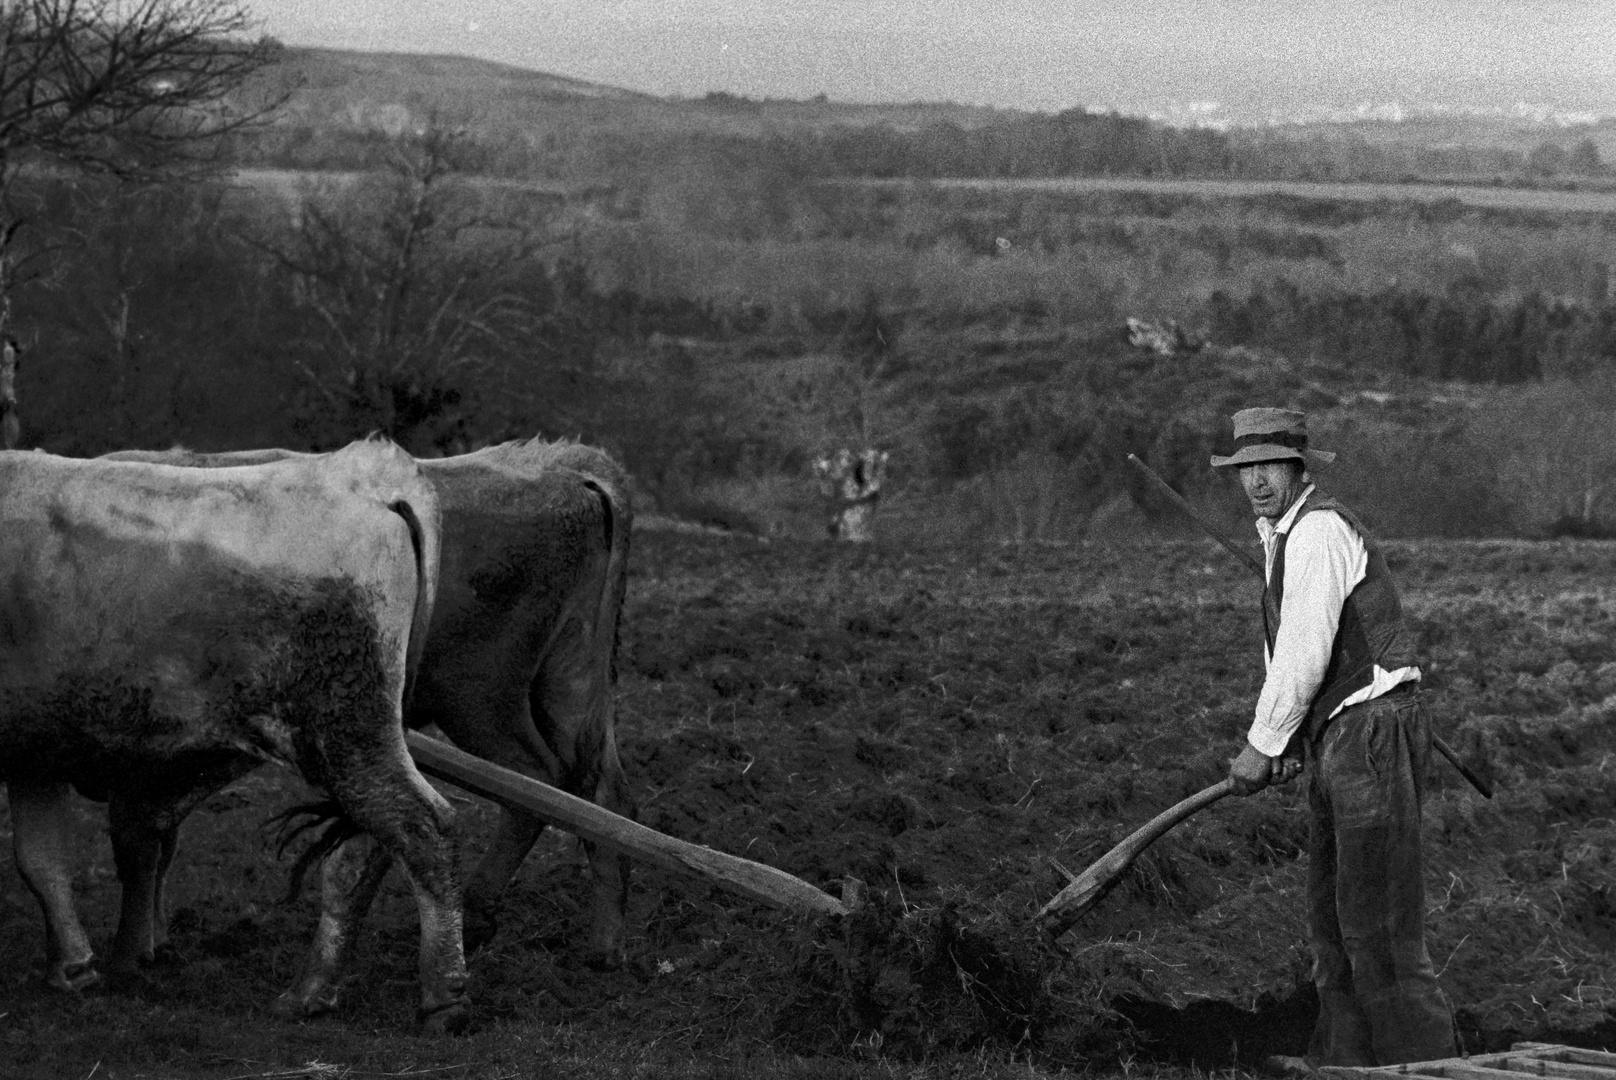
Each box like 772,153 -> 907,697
1229,742 -> 1274,796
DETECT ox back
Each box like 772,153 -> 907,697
0,441 -> 472,1031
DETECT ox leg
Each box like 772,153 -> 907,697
274,834 -> 392,1019
437,628 -> 632,969
436,688 -> 561,955
580,739 -> 634,969
364,784 -> 468,1034
148,822 -> 181,963
10,780 -> 100,990
463,809 -> 543,954
293,755 -> 468,1033
533,663 -> 635,970
457,731 -> 633,967
106,763 -> 254,976
106,797 -> 181,979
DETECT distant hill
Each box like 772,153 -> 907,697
236,46 -> 1611,189
259,45 -> 1616,146
252,45 -> 1022,141
273,46 -> 652,102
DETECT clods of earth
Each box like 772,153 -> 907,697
6,532 -> 1616,1075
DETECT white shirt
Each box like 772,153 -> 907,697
1246,486 -> 1420,758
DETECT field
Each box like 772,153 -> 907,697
235,169 -> 1616,217
856,177 -> 1616,216
6,525 -> 1616,1079
7,34 -> 1616,1080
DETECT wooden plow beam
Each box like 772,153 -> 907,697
405,730 -> 855,918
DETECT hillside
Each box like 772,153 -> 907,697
276,47 -> 652,102
241,46 -> 1611,185
251,45 -> 1019,143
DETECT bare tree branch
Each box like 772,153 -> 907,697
0,0 -> 282,181
235,119 -> 575,449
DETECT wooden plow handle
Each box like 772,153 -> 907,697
1037,778 -> 1237,939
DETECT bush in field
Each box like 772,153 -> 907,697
1310,415 -> 1514,538
1469,376 -> 1616,537
1203,282 -> 1616,384
242,124 -> 600,453
572,180 -> 1616,384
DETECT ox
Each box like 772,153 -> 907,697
102,438 -> 635,968
0,439 -> 470,1030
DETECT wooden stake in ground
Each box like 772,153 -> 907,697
1038,778 -> 1236,939
813,447 -> 889,542
405,730 -> 854,918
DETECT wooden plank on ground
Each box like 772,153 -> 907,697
1426,1064 -> 1608,1080
1511,1046 -> 1616,1070
405,729 -> 851,918
1478,1058 -> 1616,1080
1317,1044 -> 1616,1080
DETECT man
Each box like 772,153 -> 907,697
1212,407 -> 1456,1068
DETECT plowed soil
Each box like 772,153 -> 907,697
6,531 -> 1616,1078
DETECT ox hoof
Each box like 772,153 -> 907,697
418,1000 -> 470,1036
46,960 -> 102,993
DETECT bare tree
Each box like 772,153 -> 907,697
1475,376 -> 1616,536
0,0 -> 279,440
0,0 -> 276,179
248,121 -> 563,452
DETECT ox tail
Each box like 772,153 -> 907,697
387,498 -> 435,705
580,475 -> 633,686
266,798 -> 361,903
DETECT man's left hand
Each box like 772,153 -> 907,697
1273,752 -> 1303,786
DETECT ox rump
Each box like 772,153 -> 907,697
104,438 -> 636,966
0,439 -> 472,1032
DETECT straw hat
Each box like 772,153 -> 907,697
1209,407 -> 1336,469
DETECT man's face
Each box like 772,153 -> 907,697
1238,460 -> 1308,520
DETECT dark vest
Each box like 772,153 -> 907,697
1263,490 -> 1415,739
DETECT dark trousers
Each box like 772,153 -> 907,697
1305,689 -> 1457,1067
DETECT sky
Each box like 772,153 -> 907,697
254,1 -> 1616,124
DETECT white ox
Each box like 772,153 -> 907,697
103,438 -> 635,967
0,439 -> 471,1031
